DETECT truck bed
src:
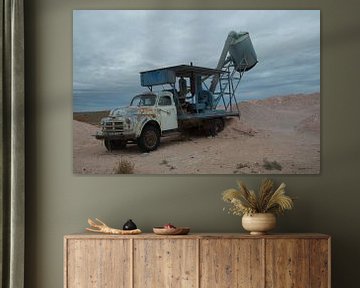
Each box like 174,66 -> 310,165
177,110 -> 240,120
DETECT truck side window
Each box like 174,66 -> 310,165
158,96 -> 172,106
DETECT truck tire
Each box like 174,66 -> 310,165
208,120 -> 217,137
137,125 -> 160,152
203,119 -> 216,137
215,118 -> 225,133
104,139 -> 113,151
104,140 -> 127,151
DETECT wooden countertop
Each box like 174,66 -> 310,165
65,232 -> 330,240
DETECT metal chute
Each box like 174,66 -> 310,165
228,31 -> 258,72
210,31 -> 257,93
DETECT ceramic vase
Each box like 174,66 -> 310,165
242,213 -> 276,235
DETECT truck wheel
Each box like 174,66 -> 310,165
138,125 -> 160,152
115,140 -> 127,149
204,119 -> 217,137
104,140 -> 127,151
104,139 -> 113,151
215,118 -> 225,133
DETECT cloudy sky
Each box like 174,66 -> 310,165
73,10 -> 320,110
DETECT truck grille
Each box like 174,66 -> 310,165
103,121 -> 124,132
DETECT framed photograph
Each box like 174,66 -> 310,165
73,10 -> 320,175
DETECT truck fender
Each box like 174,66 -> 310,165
135,118 -> 161,138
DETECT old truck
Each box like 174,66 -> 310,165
95,31 -> 257,152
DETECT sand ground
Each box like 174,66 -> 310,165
73,93 -> 320,174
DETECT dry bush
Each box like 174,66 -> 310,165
263,159 -> 282,171
113,159 -> 135,174
236,162 -> 250,169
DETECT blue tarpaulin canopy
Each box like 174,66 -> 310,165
140,65 -> 223,87
140,69 -> 176,86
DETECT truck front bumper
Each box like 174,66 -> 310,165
95,130 -> 136,141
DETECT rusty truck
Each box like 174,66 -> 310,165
95,31 -> 257,152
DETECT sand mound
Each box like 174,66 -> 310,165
295,113 -> 320,134
73,93 -> 320,174
248,93 -> 320,107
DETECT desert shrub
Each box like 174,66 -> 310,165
113,159 -> 135,174
236,163 -> 250,169
263,159 -> 282,171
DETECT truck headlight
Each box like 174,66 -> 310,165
125,117 -> 134,130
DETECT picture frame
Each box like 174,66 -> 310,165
73,10 -> 320,175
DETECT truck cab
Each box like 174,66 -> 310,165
96,91 -> 178,152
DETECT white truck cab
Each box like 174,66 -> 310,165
96,91 -> 178,152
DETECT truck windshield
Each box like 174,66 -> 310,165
130,94 -> 156,107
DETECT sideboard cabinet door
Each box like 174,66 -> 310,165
200,239 -> 264,288
133,239 -> 198,288
265,239 -> 329,288
310,239 -> 330,288
66,239 -> 131,288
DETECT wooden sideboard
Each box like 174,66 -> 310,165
64,233 -> 330,288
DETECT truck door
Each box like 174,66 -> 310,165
157,95 -> 178,131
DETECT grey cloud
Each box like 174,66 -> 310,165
73,10 -> 320,101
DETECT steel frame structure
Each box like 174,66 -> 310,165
203,57 -> 248,118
